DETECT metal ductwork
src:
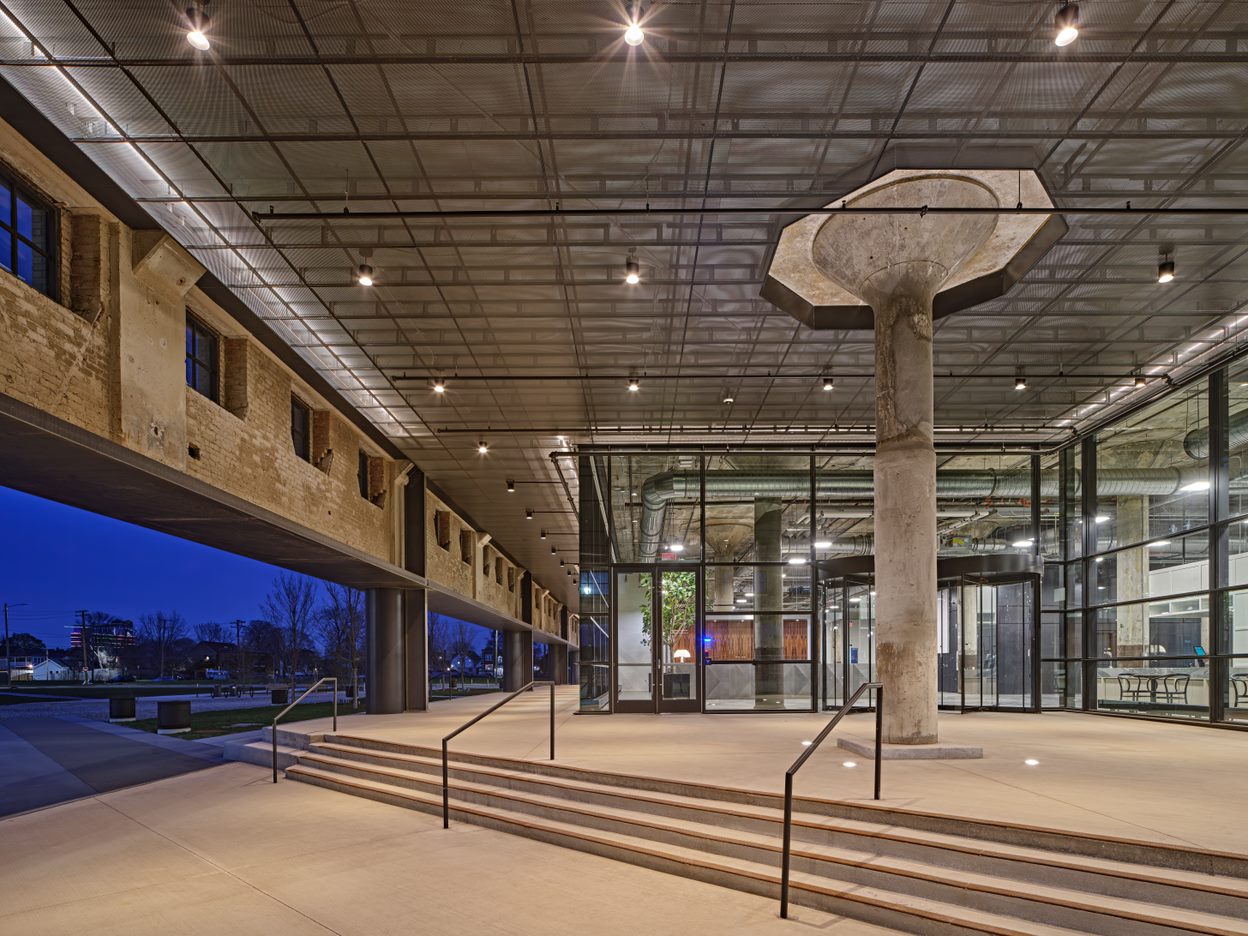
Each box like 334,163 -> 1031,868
1183,409 -> 1248,459
637,467 -> 1208,560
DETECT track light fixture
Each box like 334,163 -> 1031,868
540,528 -> 547,540
432,378 -> 446,394
356,263 -> 374,287
1158,255 -> 1175,284
822,376 -> 834,392
186,2 -> 211,50
1054,2 -> 1079,46
627,377 -> 640,392
525,508 -> 534,520
722,390 -> 734,405
624,19 -> 644,46
1014,375 -> 1027,391
476,441 -> 488,454
1134,373 -> 1147,388
625,254 -> 641,285
551,545 -> 557,555
506,479 -> 515,493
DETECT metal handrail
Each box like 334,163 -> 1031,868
442,680 -> 556,828
780,681 -> 883,919
272,677 -> 338,783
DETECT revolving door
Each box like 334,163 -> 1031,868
819,554 -> 1042,712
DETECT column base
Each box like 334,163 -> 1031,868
837,737 -> 983,760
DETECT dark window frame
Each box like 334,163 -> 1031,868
185,311 -> 220,403
358,449 -> 370,499
0,168 -> 58,300
290,395 -> 311,462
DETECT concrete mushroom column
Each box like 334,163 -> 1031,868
762,168 -> 1065,750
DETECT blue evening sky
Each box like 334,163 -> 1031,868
0,485 -> 289,647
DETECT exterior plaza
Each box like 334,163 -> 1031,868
2,3 -> 1248,935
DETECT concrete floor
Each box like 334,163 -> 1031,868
286,689 -> 1248,855
0,762 -> 894,936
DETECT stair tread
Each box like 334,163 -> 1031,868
310,740 -> 1248,899
294,752 -> 1248,935
287,763 -> 1092,936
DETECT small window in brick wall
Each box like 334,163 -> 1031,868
185,312 -> 219,402
459,529 -> 474,565
290,396 -> 311,461
435,511 -> 451,550
0,171 -> 56,298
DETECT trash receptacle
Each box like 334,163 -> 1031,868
271,688 -> 289,705
157,699 -> 191,734
109,695 -> 136,723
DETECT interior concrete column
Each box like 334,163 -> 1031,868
1116,496 -> 1149,657
754,496 -> 785,709
366,587 -> 404,714
873,288 -> 939,742
712,564 -> 736,612
960,582 -> 980,696
503,629 -> 534,692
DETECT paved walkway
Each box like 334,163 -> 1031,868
0,717 -> 222,816
0,762 -> 894,936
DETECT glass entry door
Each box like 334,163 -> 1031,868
820,575 -> 875,711
614,567 -> 700,713
939,576 -> 1036,711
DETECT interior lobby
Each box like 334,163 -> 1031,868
2,2 -> 1248,934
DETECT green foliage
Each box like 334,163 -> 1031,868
640,572 -> 697,648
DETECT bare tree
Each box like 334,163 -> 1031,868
319,583 -> 364,708
449,620 -> 478,690
428,614 -> 451,689
261,573 -> 319,691
138,611 -> 187,680
194,621 -> 229,644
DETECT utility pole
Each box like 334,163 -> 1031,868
77,610 -> 89,684
3,602 -> 27,689
233,619 -> 244,687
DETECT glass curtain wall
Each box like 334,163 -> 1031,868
579,364 -> 1248,726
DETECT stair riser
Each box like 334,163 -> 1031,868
308,744 -> 785,834
287,769 -> 1016,936
304,749 -> 1248,918
295,759 -> 1237,935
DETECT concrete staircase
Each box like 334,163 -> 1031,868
284,734 -> 1248,935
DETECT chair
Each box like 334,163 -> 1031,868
1117,673 -> 1149,702
1157,674 -> 1190,704
1231,675 -> 1248,708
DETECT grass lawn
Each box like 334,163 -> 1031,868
0,692 -> 79,705
130,700 -> 356,741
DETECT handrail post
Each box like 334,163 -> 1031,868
780,772 -> 793,919
873,686 -> 883,801
332,677 -> 338,733
272,719 -> 278,783
549,681 -> 556,761
442,738 -> 450,829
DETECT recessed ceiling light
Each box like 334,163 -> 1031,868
1054,2 -> 1079,46
842,761 -> 857,768
624,21 -> 644,46
1024,758 -> 1040,766
432,379 -> 446,394
800,740 -> 813,747
476,441 -> 488,455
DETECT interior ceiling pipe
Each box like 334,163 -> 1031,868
1184,409 -> 1248,458
637,467 -> 1211,560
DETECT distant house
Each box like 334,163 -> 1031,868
3,656 -> 73,681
